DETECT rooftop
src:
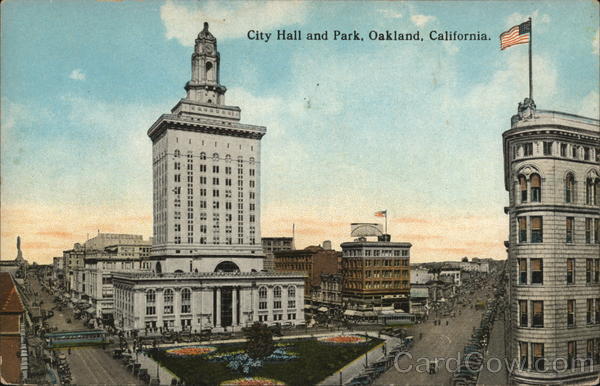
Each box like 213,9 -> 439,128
0,272 -> 24,313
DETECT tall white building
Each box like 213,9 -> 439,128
148,22 -> 264,273
504,100 -> 600,385
113,24 -> 304,332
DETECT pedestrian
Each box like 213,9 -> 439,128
446,320 -> 449,326
68,348 -> 71,355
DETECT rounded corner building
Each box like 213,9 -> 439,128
503,99 -> 600,385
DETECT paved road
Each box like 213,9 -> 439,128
376,306 -> 486,386
477,317 -> 508,385
67,346 -> 142,385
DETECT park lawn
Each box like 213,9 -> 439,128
148,337 -> 383,386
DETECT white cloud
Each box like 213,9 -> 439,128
410,14 -> 435,27
592,28 -> 599,55
0,98 -> 27,131
69,69 -> 86,81
506,10 -> 550,28
577,91 -> 599,119
160,0 -> 308,46
377,9 -> 402,19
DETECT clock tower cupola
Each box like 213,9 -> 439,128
185,22 -> 226,105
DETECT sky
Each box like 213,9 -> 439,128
1,0 -> 598,265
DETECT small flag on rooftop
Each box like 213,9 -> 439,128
500,20 -> 531,50
374,210 -> 387,218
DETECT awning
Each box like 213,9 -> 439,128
318,307 -> 328,312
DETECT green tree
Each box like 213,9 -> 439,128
243,322 -> 274,359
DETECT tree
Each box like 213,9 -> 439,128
243,322 -> 274,359
461,257 -> 469,262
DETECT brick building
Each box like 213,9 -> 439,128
274,246 -> 341,298
0,272 -> 26,384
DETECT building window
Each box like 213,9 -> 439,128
519,342 -> 529,369
288,286 -> 296,309
567,341 -> 577,369
519,175 -> 527,203
566,217 -> 574,243
532,301 -> 543,328
530,174 -> 541,202
596,219 -> 600,244
586,218 -> 593,244
567,259 -> 575,284
586,259 -> 593,283
181,288 -> 191,313
258,286 -> 268,310
519,300 -> 528,327
146,289 -> 156,315
595,259 -> 600,283
543,141 -> 552,155
523,143 -> 533,156
518,259 -> 527,284
567,299 -> 575,327
518,217 -> 527,242
565,173 -> 575,203
531,216 -> 543,243
587,299 -> 593,324
596,298 -> 600,324
532,343 -> 545,371
164,289 -> 174,314
531,259 -> 543,284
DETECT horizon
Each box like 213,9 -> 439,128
1,0 -> 598,265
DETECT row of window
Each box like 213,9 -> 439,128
343,249 -> 409,257
518,298 -> 600,328
344,280 -> 409,289
517,216 -> 600,244
513,141 -> 600,162
516,172 -> 599,205
518,339 -> 600,371
146,288 -> 191,315
517,258 -> 600,285
173,150 -> 256,163
258,313 -> 296,322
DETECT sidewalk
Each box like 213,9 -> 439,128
318,332 -> 402,386
477,317 -> 508,385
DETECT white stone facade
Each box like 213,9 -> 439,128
111,24 -> 305,332
504,107 -> 600,385
113,272 -> 304,332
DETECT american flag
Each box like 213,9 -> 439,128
374,210 -> 387,217
500,20 -> 531,50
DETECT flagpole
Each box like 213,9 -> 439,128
385,211 -> 388,235
528,17 -> 532,101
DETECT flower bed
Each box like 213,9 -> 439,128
220,377 -> 286,386
207,348 -> 298,374
317,335 -> 368,344
165,345 -> 217,356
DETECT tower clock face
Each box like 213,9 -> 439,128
203,44 -> 213,54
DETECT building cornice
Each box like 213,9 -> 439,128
147,113 -> 266,141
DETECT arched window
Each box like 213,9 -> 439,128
212,153 -> 219,161
225,154 -> 231,162
565,174 -> 575,203
214,261 -> 240,272
200,152 -> 206,160
288,286 -> 296,298
164,289 -> 174,314
249,157 -> 255,164
146,289 -> 155,303
530,174 -> 541,202
274,286 -> 282,298
586,178 -> 593,205
174,149 -> 180,157
181,288 -> 191,313
518,175 -> 527,203
259,286 -> 267,299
